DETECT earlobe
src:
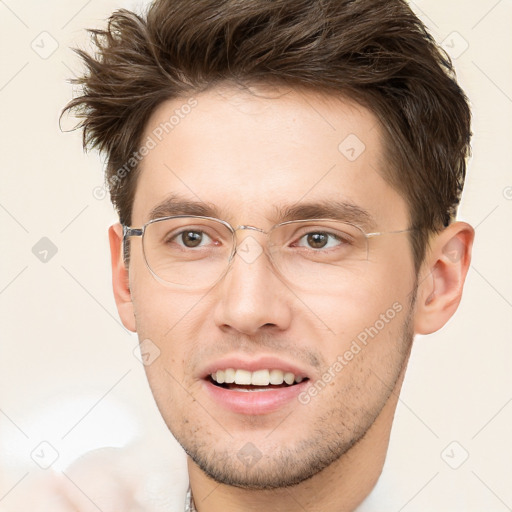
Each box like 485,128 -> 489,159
109,223 -> 137,332
414,222 -> 474,335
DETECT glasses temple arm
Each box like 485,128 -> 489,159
122,226 -> 144,263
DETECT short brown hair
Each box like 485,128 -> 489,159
63,0 -> 471,269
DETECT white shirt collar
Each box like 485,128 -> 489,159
185,486 -> 197,512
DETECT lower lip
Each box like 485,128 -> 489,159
203,379 -> 308,415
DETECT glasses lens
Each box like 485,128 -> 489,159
142,217 -> 369,290
268,220 -> 369,290
143,217 -> 234,287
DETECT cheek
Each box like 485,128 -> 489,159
306,270 -> 409,331
130,251 -> 194,331
131,285 -> 206,420
130,272 -> 209,372
300,263 -> 413,371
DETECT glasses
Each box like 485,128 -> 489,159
123,216 -> 412,291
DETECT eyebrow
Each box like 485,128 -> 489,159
275,201 -> 376,231
147,193 -> 376,231
148,194 -> 221,221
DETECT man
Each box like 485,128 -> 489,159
63,0 -> 474,510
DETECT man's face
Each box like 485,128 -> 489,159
126,85 -> 417,488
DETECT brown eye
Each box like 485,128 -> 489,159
296,231 -> 343,250
181,231 -> 203,247
306,233 -> 329,249
169,230 -> 213,248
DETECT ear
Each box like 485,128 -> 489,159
414,222 -> 474,335
109,223 -> 136,332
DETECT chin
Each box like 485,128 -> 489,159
178,426 -> 364,490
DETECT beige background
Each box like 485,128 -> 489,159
0,0 -> 511,510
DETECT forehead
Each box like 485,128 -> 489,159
131,85 -> 408,228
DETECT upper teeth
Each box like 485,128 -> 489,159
211,369 -> 303,386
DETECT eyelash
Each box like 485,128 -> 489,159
169,229 -> 350,250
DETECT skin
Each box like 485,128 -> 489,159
106,85 -> 474,511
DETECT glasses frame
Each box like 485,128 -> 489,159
122,215 -> 413,287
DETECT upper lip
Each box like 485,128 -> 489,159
200,355 -> 310,380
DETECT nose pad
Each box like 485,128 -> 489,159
231,226 -> 289,287
213,224 -> 284,289
235,234 -> 265,265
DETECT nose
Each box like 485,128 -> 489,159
213,232 -> 293,336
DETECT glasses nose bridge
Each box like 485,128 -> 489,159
233,224 -> 269,241
232,224 -> 273,257
235,224 -> 266,233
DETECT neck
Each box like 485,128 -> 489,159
187,360 -> 408,512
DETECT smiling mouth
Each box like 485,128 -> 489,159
208,368 -> 308,391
